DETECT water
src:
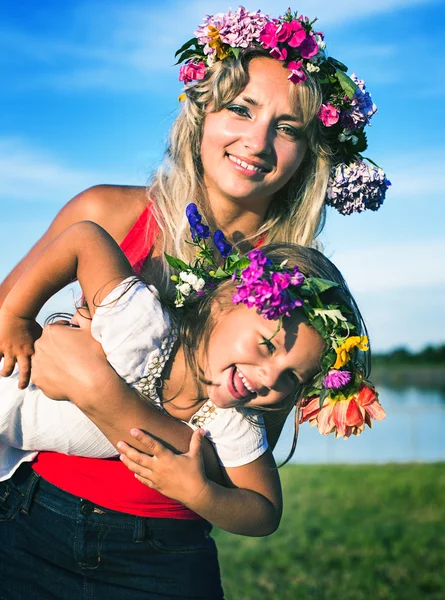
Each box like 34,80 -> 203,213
274,387 -> 445,464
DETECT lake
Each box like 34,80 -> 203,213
274,386 -> 445,464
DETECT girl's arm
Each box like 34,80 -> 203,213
118,429 -> 282,537
0,221 -> 134,386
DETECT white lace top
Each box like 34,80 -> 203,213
0,278 -> 268,480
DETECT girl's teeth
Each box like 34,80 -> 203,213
236,368 -> 255,393
228,155 -> 264,173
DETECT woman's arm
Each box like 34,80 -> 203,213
0,185 -> 146,308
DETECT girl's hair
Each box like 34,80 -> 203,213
148,49 -> 332,294
177,243 -> 369,465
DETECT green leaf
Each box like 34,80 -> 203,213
328,56 -> 348,72
174,49 -> 203,66
230,257 -> 250,271
164,253 -> 188,272
213,267 -> 228,278
307,278 -> 340,295
335,69 -> 358,99
174,37 -> 199,58
231,47 -> 241,60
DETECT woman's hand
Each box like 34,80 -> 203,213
31,317 -> 107,400
0,310 -> 42,388
117,428 -> 210,506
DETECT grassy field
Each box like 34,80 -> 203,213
213,464 -> 445,600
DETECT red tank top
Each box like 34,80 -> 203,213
34,205 -> 200,519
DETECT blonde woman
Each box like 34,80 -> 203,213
0,7 -> 388,599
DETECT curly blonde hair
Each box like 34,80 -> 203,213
148,49 -> 332,291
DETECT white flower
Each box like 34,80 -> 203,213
177,283 -> 192,295
306,62 -> 320,73
193,278 -> 205,291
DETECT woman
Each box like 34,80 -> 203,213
0,7 -> 388,599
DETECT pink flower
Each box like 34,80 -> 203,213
259,22 -> 278,48
287,20 -> 306,48
179,61 -> 207,84
287,60 -> 306,84
270,46 -> 288,61
299,34 -> 319,59
318,103 -> 340,127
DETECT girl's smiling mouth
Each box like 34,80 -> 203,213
227,366 -> 257,400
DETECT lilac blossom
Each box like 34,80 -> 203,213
195,7 -> 269,56
341,74 -> 378,131
326,159 -> 391,215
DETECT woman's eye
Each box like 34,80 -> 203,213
227,104 -> 250,117
278,124 -> 302,138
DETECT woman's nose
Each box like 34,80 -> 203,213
243,121 -> 273,156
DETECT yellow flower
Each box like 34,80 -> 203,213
333,336 -> 369,369
178,93 -> 186,102
208,26 -> 230,60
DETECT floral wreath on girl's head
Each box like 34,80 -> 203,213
175,6 -> 391,216
166,204 -> 386,440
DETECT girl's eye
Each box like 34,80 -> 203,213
260,337 -> 276,355
227,104 -> 250,118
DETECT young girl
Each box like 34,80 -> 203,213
0,203 -> 385,533
0,6 -> 389,599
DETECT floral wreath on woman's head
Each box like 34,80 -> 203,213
166,204 -> 386,439
175,6 -> 391,216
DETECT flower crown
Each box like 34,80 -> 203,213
165,204 -> 386,439
175,6 -> 391,216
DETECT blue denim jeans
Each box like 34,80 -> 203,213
0,464 -> 224,599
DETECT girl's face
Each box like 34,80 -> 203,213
200,57 -> 308,215
201,303 -> 325,409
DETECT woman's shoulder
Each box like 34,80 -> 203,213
67,184 -> 150,244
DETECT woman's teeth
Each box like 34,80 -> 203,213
236,367 -> 255,393
228,154 -> 266,173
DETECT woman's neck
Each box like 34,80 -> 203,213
207,195 -> 270,241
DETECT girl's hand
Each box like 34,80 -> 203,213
0,310 -> 42,388
117,428 -> 209,506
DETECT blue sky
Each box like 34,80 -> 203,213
1,0 -> 444,351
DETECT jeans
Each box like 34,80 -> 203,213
0,464 -> 224,599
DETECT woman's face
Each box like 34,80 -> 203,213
200,57 -> 308,215
201,303 -> 325,410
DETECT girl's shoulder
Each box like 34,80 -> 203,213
67,184 -> 149,244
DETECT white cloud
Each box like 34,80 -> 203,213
1,0 -> 437,92
0,138 -> 134,203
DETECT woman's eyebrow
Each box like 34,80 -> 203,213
240,95 -> 301,123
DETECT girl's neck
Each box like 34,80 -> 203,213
160,344 -> 207,421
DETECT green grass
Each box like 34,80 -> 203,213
213,464 -> 445,600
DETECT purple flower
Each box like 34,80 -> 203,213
213,230 -> 232,258
326,159 -> 391,215
299,34 -> 319,59
323,370 -> 352,389
290,266 -> 304,287
341,74 -> 377,130
270,46 -> 288,61
186,203 -> 210,240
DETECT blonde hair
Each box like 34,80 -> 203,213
148,49 -> 332,293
